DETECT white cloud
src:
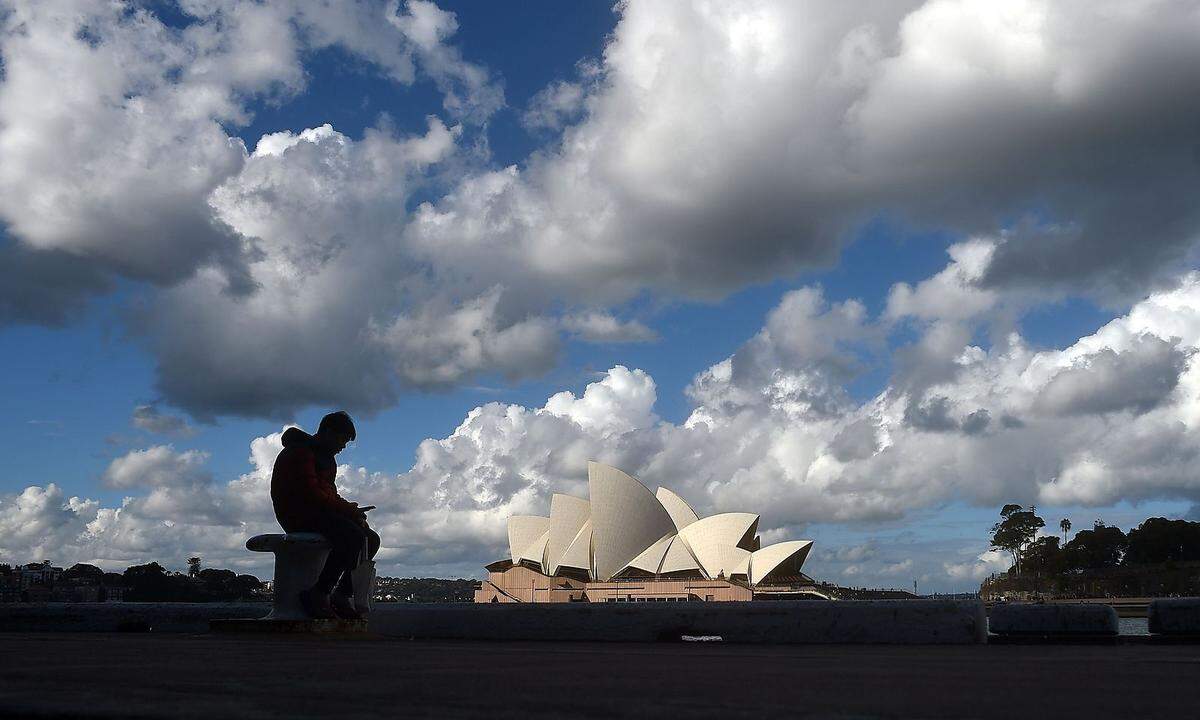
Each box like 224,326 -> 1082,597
880,558 -> 914,577
521,80 -> 586,131
561,312 -> 657,344
0,1 -> 509,414
944,549 -> 1009,581
410,0 -> 1200,310
886,239 -> 998,322
9,240 -> 1200,584
5,0 -> 1200,419
103,446 -> 210,489
8,265 -> 1200,582
5,1 -> 1200,589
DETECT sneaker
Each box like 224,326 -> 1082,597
298,588 -> 337,620
330,592 -> 364,621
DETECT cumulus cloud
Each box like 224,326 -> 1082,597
4,0 -> 1200,419
0,0 -> 509,416
130,120 -> 565,417
410,0 -> 1200,308
103,446 -> 209,489
1035,336 -> 1189,417
887,239 -> 998,323
6,1 -> 1200,589
0,240 -> 112,326
8,262 -> 1200,583
944,549 -> 1009,582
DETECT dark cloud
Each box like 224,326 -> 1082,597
131,404 -> 196,437
1036,336 -> 1189,417
0,238 -> 111,326
829,418 -> 881,462
903,395 -> 959,432
961,409 -> 991,436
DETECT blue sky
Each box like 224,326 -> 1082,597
2,1 -> 1198,591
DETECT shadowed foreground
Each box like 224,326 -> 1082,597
1,633 -> 1197,719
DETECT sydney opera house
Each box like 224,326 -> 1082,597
475,462 -> 816,603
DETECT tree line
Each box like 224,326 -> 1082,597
986,505 -> 1200,597
3,558 -> 266,603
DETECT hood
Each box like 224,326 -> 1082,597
281,427 -> 314,448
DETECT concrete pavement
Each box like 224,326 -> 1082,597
2,633 -> 1198,719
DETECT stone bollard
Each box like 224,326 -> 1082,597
989,602 -> 1117,637
352,559 -> 376,615
246,533 -> 332,620
246,533 -> 377,621
1148,598 -> 1200,635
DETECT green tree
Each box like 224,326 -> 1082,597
1064,525 -> 1128,571
1125,518 -> 1200,564
1059,518 -> 1071,543
62,563 -> 104,583
1022,536 -> 1064,578
227,574 -> 265,600
187,556 -> 202,578
991,505 -> 1045,574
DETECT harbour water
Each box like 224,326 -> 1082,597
1119,617 -> 1149,636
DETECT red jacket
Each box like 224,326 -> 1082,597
270,427 -> 358,531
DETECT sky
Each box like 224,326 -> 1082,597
2,0 -> 1200,593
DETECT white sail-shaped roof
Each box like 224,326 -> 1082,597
546,494 -> 590,575
617,533 -> 675,575
588,461 -> 676,581
658,536 -> 702,574
677,512 -> 759,579
710,546 -> 751,579
508,515 -> 550,565
557,519 -> 592,573
749,540 -> 814,585
655,487 -> 700,531
522,530 -> 550,572
492,463 -> 815,589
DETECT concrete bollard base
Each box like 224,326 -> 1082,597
988,602 -> 1118,637
369,599 -> 988,644
1148,598 -> 1200,635
210,617 -> 368,634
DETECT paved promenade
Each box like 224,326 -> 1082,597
2,633 -> 1198,719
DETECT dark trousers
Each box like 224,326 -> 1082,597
288,515 -> 380,596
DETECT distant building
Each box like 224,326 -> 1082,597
18,561 -> 62,589
100,584 -> 126,602
476,462 -> 819,603
0,570 -> 21,603
0,562 -> 128,603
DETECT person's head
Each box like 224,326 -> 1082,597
315,410 -> 356,455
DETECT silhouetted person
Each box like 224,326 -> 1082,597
270,411 -> 380,620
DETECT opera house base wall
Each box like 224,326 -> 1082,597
369,600 -> 988,644
474,565 -> 755,603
